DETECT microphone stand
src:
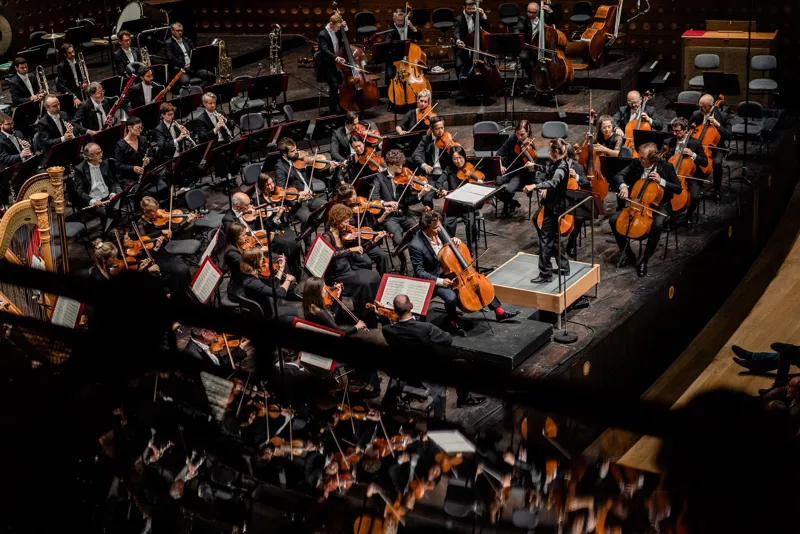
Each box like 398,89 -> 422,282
240,63 -> 262,121
739,0 -> 754,184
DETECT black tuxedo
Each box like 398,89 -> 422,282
369,171 -> 418,250
73,98 -> 113,132
154,121 -> 189,161
9,73 -> 40,107
193,110 -> 234,144
689,108 -> 732,191
382,318 -> 452,350
316,26 -> 345,113
411,133 -> 452,181
496,134 -> 538,207
397,109 -> 427,134
56,60 -> 86,98
453,12 -> 490,75
612,104 -> 664,132
274,158 -> 326,227
0,130 -> 30,169
36,112 -> 87,149
516,14 -> 555,45
384,24 -> 423,44
72,159 -> 122,232
330,126 -> 354,163
164,36 -> 215,88
127,81 -> 164,110
113,46 -> 141,76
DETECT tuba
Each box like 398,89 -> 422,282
140,46 -> 151,68
215,39 -> 232,83
269,24 -> 283,74
77,51 -> 91,100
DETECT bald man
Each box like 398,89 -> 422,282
612,90 -> 663,136
516,1 -> 555,82
689,94 -> 732,202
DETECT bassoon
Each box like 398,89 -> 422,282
154,68 -> 185,103
103,75 -> 136,130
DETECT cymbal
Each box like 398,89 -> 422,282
42,32 -> 65,40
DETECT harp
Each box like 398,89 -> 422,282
16,166 -> 70,273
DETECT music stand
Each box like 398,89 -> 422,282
8,154 -> 45,195
632,130 -> 671,152
703,72 -> 741,98
673,101 -> 699,120
260,151 -> 281,173
245,124 -> 281,160
55,94 -> 77,119
189,44 -> 219,78
149,64 -> 169,87
310,114 -> 346,147
176,92 -> 203,123
600,156 -> 635,185
372,40 -> 411,122
137,160 -> 171,199
445,183 -> 502,266
203,80 -> 241,109
466,155 -> 502,184
409,9 -> 431,27
276,120 -> 311,143
381,131 -> 424,159
91,126 -> 124,164
473,132 -> 506,156
174,141 -> 213,176
488,34 -> 524,120
46,135 -> 84,168
249,74 -> 290,124
128,102 -> 161,131
99,76 -> 123,99
11,101 -> 41,139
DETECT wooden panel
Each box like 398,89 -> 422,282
681,41 -> 776,99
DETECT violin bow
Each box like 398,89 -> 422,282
409,102 -> 439,132
131,222 -> 156,264
168,184 -> 174,235
328,426 -> 350,468
505,136 -> 537,171
324,285 -> 365,329
253,184 -> 266,232
260,380 -> 271,445
378,415 -> 396,458
350,146 -> 379,185
111,230 -> 130,271
622,197 -> 668,217
222,333 -> 235,369
236,372 -> 251,417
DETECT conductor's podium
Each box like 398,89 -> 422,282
487,253 -> 600,315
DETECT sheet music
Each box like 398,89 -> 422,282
445,183 -> 498,207
199,227 -> 220,265
299,353 -> 336,371
190,258 -> 222,304
293,318 -> 342,370
304,235 -> 335,278
427,430 -> 476,454
200,372 -> 234,421
51,296 -> 83,329
377,274 -> 435,315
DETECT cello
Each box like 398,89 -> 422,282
666,131 -> 695,212
437,225 -> 495,313
388,3 -> 432,107
333,2 -> 380,112
623,90 -> 653,157
690,94 -> 724,176
458,0 -> 502,99
576,107 -> 609,212
531,0 -> 573,93
614,152 -> 668,241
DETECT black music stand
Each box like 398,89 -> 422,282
91,126 -> 124,164
600,156 -> 635,184
55,94 -> 77,119
310,114 -> 346,148
189,44 -> 219,78
409,9 -> 431,27
249,74 -> 289,124
138,160 -> 171,199
488,33 -> 524,121
150,64 -> 169,87
203,80 -> 241,110
11,101 -> 41,139
174,141 -> 213,175
473,132 -> 507,157
673,101 -> 699,120
7,154 -> 45,196
129,102 -> 161,132
633,130 -> 671,152
703,72 -> 741,99
46,136 -> 84,168
372,40 -> 410,121
276,120 -> 311,144
176,92 -> 203,122
208,136 -> 249,203
380,131 -> 424,159
99,76 -> 123,99
245,124 -> 281,161
260,151 -> 281,173
466,155 -> 502,184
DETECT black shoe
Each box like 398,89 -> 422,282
617,254 -> 637,268
636,261 -> 648,278
446,320 -> 467,337
731,345 -> 754,360
509,198 -> 521,212
397,261 -> 408,276
770,342 -> 800,353
457,393 -> 487,408
732,356 -> 752,370
496,310 -> 520,323
567,248 -> 577,260
559,268 -> 571,276
530,275 -> 553,284
714,191 -> 722,203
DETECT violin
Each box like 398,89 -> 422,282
323,283 -> 343,308
331,447 -> 362,471
107,256 -> 139,276
437,226 -> 495,313
242,204 -> 283,223
125,236 -> 156,257
514,139 -> 538,164
614,151 -> 667,240
152,208 -> 205,227
241,229 -> 282,250
434,131 -> 460,152
259,258 -> 282,278
270,437 -> 315,457
350,124 -> 384,146
393,167 -> 445,195
435,451 -> 463,473
342,224 -> 385,243
209,334 -> 240,354
353,514 -> 384,534
351,196 -> 396,216
356,148 -> 386,172
292,150 -> 343,171
366,301 -> 399,323
456,162 -> 485,183
270,186 -> 312,203
415,105 -> 437,129
623,90 -> 654,157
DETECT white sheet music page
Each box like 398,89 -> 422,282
445,182 -> 497,206
427,430 -> 476,454
190,258 -> 222,304
304,235 -> 335,278
376,274 -> 435,315
292,317 -> 343,370
51,296 -> 83,329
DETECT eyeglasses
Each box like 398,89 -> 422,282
627,99 -> 641,105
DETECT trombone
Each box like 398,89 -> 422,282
35,66 -> 49,111
77,51 -> 91,101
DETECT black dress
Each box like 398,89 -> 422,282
222,245 -> 245,302
322,230 -> 380,327
304,307 -> 358,336
115,137 -> 168,200
137,218 -> 192,295
247,192 -> 304,280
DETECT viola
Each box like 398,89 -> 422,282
356,148 -> 385,172
292,151 -> 342,171
350,124 -> 383,146
434,131 -> 460,152
125,236 -> 155,257
623,90 -> 654,157
456,162 -> 485,183
366,301 -> 399,322
152,208 -> 205,227
323,283 -> 343,308
342,224 -> 384,243
437,226 -> 495,313
107,256 -> 139,276
393,167 -> 445,195
351,196 -> 395,216
209,334 -> 240,354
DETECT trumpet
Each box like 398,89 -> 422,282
77,51 -> 91,101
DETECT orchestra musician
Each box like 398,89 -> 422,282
37,95 -> 86,149
396,89 -> 433,135
127,67 -> 165,110
411,116 -> 452,186
409,210 -> 519,336
240,247 -> 298,321
164,22 -> 216,90
251,177 -> 305,280
137,196 -> 193,293
154,103 -> 191,162
184,328 -> 231,367
331,111 -> 368,168
691,94 -> 733,202
73,82 -> 112,136
564,146 -> 591,259
612,90 -> 663,136
441,146 -> 481,242
334,182 -> 392,275
9,57 -> 42,108
323,203 -> 382,327
317,13 -> 348,115
90,239 -> 158,281
274,137 -> 327,229
0,113 -> 34,171
114,116 -> 150,185
56,43 -> 87,108
591,115 -> 624,158
302,276 -> 368,335
194,92 -> 245,182
73,142 -> 122,234
113,30 -> 142,77
384,8 -> 423,97
663,117 -> 708,224
454,0 -> 490,79
608,142 -> 682,277
515,1 -> 556,83
523,138 -> 572,283
497,120 -> 539,217
346,136 -> 383,191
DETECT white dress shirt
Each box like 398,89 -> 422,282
68,60 -> 79,87
173,38 -> 190,66
143,83 -> 153,104
164,120 -> 181,157
2,130 -> 20,153
285,158 -> 309,191
123,47 -> 134,63
206,110 -> 226,141
94,101 -> 108,128
48,113 -> 64,136
395,24 -> 408,41
326,25 -> 339,54
88,163 -> 110,203
424,233 -> 448,287
19,73 -> 34,95
464,10 -> 487,34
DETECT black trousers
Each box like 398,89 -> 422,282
443,203 -> 475,247
380,214 -> 416,265
712,150 -> 725,192
292,196 -> 327,227
496,170 -> 531,206
436,285 -> 500,321
608,209 -> 668,263
535,206 -> 570,278
518,49 -> 534,83
687,179 -> 701,219
83,196 -> 122,235
175,69 -> 216,90
271,231 -> 303,280
321,67 -> 343,113
351,246 -> 391,276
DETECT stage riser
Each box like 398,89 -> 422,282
555,137 -> 800,398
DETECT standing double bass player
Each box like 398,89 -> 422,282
454,0 -> 489,79
317,14 -> 349,115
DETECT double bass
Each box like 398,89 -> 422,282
333,3 -> 380,112
580,0 -> 622,64
437,226 -> 495,313
388,3 -> 432,107
531,0 -> 574,92
458,0 -> 502,99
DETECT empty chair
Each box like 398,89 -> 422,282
184,189 -> 225,232
749,55 -> 778,105
165,238 -> 202,257
230,75 -> 266,113
239,113 -> 265,133
354,11 -> 378,41
238,295 -> 265,319
432,8 -> 456,33
732,101 -> 764,140
242,162 -> 262,187
536,121 -> 569,159
569,1 -> 594,29
688,53 -> 719,90
498,3 -> 521,32
473,121 -> 500,134
283,104 -> 295,122
677,90 -> 702,104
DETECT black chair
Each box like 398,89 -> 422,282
242,162 -> 262,188
498,4 -> 521,32
355,12 -> 378,42
569,1 -> 594,31
283,104 -> 295,122
731,101 -> 766,155
185,189 -> 225,233
239,295 -> 265,319
29,31 -> 58,67
473,121 -> 500,134
432,8 -> 456,40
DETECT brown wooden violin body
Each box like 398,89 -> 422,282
366,302 -> 399,322
456,162 -> 485,183
356,148 -> 385,172
437,227 -> 495,313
